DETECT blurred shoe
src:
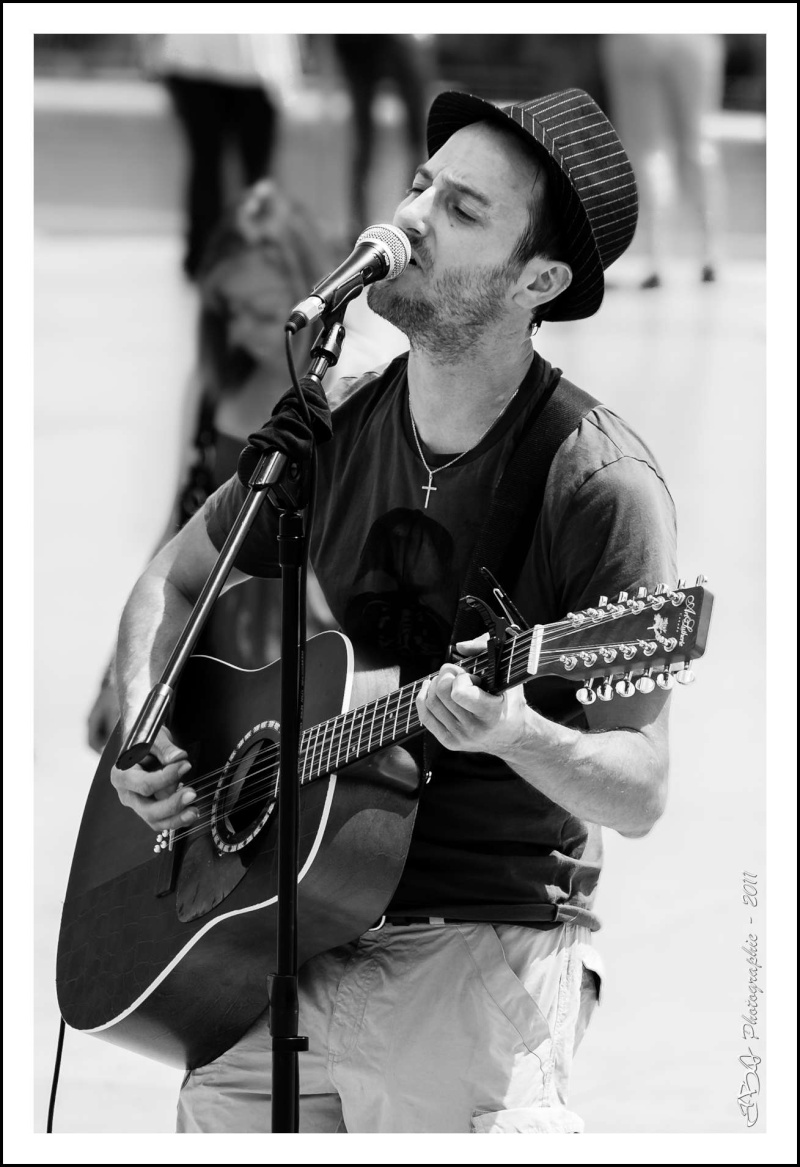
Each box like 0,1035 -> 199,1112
701,264 -> 717,283
640,273 -> 662,289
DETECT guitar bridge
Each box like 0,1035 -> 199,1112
154,830 -> 180,897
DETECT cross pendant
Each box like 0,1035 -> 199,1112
421,474 -> 437,508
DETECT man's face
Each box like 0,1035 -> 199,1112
367,120 -> 541,354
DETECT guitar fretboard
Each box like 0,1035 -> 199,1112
297,630 -> 535,784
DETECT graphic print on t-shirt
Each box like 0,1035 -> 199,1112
343,508 -> 458,682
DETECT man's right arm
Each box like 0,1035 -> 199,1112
110,507 -> 250,832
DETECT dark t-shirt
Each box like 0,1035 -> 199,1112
204,351 -> 677,930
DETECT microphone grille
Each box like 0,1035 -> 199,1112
356,224 -> 412,279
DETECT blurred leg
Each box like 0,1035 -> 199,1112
165,76 -> 226,279
662,34 -> 726,274
333,36 -> 379,235
600,35 -> 672,282
383,35 -> 428,160
228,84 -> 278,184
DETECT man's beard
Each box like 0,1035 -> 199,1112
367,259 -> 515,363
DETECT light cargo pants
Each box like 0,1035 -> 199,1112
177,920 -> 602,1133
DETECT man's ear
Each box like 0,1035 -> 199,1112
511,259 -> 572,313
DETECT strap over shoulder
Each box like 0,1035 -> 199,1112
452,374 -> 600,643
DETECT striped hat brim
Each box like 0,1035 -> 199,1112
427,90 -> 638,322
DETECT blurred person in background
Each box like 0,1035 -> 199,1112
600,33 -> 725,287
87,180 -> 334,752
142,34 -> 303,280
331,34 -> 433,241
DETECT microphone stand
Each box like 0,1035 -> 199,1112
116,307 -> 348,1133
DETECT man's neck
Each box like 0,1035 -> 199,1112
407,335 -> 535,455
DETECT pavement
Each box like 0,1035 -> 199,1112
29,77 -> 773,1142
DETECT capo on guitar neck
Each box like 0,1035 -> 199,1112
455,572 -> 528,695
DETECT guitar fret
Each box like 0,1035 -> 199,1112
378,694 -> 391,748
318,719 -> 331,775
355,707 -> 366,758
312,718 -> 326,774
300,730 -> 310,784
406,681 -> 419,734
367,700 -> 380,753
392,691 -> 402,740
327,713 -> 341,773
345,708 -> 356,765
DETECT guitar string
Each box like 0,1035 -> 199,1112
158,619 -> 675,819
146,597 -> 682,835
168,637 -> 676,842
160,630 -> 562,805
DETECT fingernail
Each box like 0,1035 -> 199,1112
178,762 -> 192,777
182,809 -> 198,823
182,789 -> 196,805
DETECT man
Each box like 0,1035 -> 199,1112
110,89 -> 677,1133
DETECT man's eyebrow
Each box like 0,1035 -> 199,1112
413,166 -> 493,208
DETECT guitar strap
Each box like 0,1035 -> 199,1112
451,370 -> 600,644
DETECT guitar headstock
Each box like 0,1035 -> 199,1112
532,577 -> 714,704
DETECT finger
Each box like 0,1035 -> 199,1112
449,672 -> 502,720
453,634 -> 490,657
150,731 -> 189,768
122,785 -> 200,832
111,756 -> 193,801
417,677 -> 465,741
427,671 -> 472,726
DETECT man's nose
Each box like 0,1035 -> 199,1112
395,187 -> 435,238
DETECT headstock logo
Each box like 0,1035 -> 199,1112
678,594 -> 697,647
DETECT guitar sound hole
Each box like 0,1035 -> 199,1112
212,724 -> 280,854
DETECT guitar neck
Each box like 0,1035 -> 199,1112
296,582 -> 712,785
297,629 -> 540,784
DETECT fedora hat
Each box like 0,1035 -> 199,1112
427,88 -> 638,321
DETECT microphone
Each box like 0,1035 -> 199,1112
286,224 -> 411,333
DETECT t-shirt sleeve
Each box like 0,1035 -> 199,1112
546,453 -> 678,618
203,476 -> 281,578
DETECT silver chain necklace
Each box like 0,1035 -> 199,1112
408,386 -> 522,509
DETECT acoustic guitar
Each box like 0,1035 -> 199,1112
57,580 -> 713,1070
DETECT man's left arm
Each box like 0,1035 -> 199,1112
416,665 -> 669,838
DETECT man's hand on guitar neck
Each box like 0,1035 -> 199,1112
417,635 -> 670,839
109,726 -> 199,833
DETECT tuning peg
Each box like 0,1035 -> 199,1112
598,595 -> 609,607
654,583 -> 667,595
600,647 -> 618,664
621,644 -> 637,661
656,670 -> 675,690
598,679 -> 615,701
635,670 -> 656,693
617,591 -> 629,603
579,651 -> 598,667
615,673 -> 635,697
576,679 -> 597,705
676,662 -> 696,685
677,578 -> 687,589
695,574 -> 707,586
636,586 -> 648,599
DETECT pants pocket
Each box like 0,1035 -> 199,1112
471,1106 -> 584,1133
456,924 -> 550,1054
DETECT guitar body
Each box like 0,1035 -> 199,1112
57,632 -> 421,1070
56,581 -> 714,1071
